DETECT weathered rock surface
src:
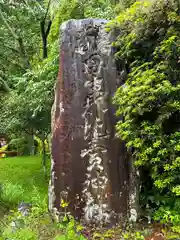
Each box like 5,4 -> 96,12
18,202 -> 32,216
49,19 -> 130,224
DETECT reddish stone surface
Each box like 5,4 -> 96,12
49,19 -> 131,224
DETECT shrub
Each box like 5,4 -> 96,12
8,137 -> 27,155
108,0 -> 180,220
0,205 -> 86,240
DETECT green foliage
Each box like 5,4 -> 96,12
0,154 -> 177,239
154,206 -> 180,225
91,225 -> 152,240
34,136 -> 49,156
3,0 -> 180,235
0,0 -> 58,149
2,227 -> 38,240
1,204 -> 56,239
55,216 -> 86,240
48,0 -> 116,42
84,0 -> 115,19
122,231 -> 145,240
109,0 -> 180,220
92,229 -> 115,240
153,206 -> 180,239
0,0 -> 127,156
0,0 -> 44,81
7,137 -> 28,155
1,40 -> 58,144
114,0 -> 136,14
1,206 -> 86,240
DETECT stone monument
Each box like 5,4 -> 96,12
49,19 -> 136,225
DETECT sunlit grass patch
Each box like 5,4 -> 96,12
0,156 -> 50,207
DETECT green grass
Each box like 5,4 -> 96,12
0,156 -> 62,239
0,156 -> 176,239
0,156 -> 50,207
0,156 -> 89,239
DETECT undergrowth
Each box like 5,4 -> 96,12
0,157 -> 180,239
0,202 -> 86,240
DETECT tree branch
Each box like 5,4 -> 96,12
44,0 -> 51,22
45,20 -> 52,37
2,43 -> 20,55
18,37 -> 31,69
22,0 -> 37,20
0,7 -> 31,69
23,128 -> 34,136
0,7 -> 18,39
0,54 -> 25,70
0,78 -> 10,93
40,19 -> 52,59
40,20 -> 47,59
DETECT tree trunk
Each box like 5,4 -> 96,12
42,139 -> 47,179
40,20 -> 52,59
26,134 -> 35,156
18,37 -> 31,69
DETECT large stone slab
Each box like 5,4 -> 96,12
49,19 -> 130,224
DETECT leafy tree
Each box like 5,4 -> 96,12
48,0 -> 117,42
0,0 -> 58,163
0,0 -> 136,181
109,0 -> 180,216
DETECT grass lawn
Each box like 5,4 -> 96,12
0,156 -> 87,240
0,156 -> 50,208
0,156 -> 178,239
